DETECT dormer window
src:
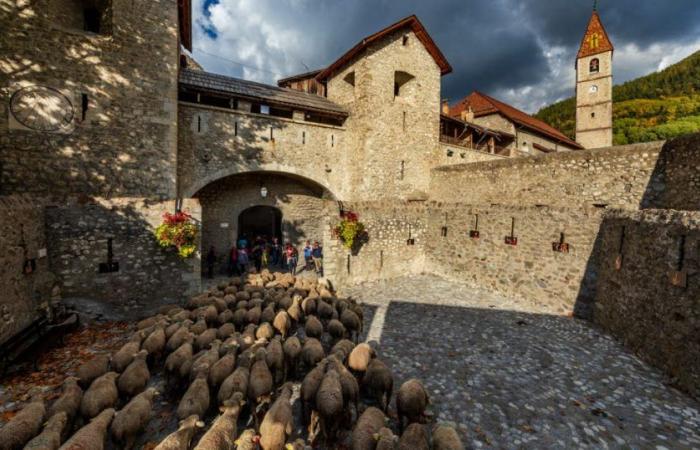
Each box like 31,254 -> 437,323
589,58 -> 600,74
394,71 -> 415,98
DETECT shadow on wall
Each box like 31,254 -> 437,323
574,133 -> 700,398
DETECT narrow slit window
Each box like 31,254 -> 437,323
302,131 -> 306,145
402,35 -> 409,46
402,111 -> 406,131
81,93 -> 89,121
400,160 -> 405,180
84,7 -> 101,33
234,121 -> 238,136
331,134 -> 334,147
270,127 -> 274,140
197,115 -> 201,132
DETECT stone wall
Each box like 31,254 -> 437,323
436,143 -> 504,166
591,209 -> 700,398
0,0 -> 180,198
0,195 -> 57,345
46,197 -> 201,314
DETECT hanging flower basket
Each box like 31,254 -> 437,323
334,211 -> 369,254
154,211 -> 199,258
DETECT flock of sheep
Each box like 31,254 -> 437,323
0,271 -> 464,450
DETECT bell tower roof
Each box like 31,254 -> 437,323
577,10 -> 614,59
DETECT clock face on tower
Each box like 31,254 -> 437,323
10,86 -> 74,132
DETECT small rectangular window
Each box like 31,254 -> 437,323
81,94 -> 89,121
402,35 -> 409,46
197,115 -> 201,132
302,131 -> 306,145
260,105 -> 270,115
234,121 -> 238,136
394,82 -> 400,98
84,8 -> 101,33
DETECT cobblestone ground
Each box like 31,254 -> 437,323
343,275 -> 700,450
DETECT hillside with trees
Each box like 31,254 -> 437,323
534,50 -> 700,145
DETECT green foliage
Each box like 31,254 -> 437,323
534,50 -> 700,145
334,211 -> 367,252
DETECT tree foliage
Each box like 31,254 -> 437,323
534,50 -> 700,145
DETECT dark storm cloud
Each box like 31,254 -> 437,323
193,0 -> 700,111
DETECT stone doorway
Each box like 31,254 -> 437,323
237,205 -> 282,241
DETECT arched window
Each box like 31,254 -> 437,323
589,58 -> 600,74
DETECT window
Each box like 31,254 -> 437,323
343,71 -> 355,87
393,71 -> 415,98
83,7 -> 100,32
591,112 -> 596,118
589,58 -> 600,74
52,0 -> 112,35
402,35 -> 409,46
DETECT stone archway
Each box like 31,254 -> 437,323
237,205 -> 282,242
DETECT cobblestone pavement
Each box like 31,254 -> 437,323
343,275 -> 700,450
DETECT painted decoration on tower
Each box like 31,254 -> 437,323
10,86 -> 74,132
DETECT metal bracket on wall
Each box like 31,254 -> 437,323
505,217 -> 518,246
98,238 -> 120,274
470,214 -> 480,239
552,232 -> 570,253
406,223 -> 415,246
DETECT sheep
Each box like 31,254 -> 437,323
340,309 -> 362,343
171,310 -> 191,323
153,415 -> 204,450
136,315 -> 164,330
75,354 -> 110,388
23,411 -> 68,450
142,326 -> 166,359
208,346 -> 237,388
189,318 -> 208,336
301,297 -> 316,316
177,369 -> 210,420
330,339 -> 355,362
259,384 -> 294,450
396,379 -> 430,431
246,306 -> 262,325
194,328 -> 218,352
363,359 -> 393,413
80,372 -> 119,419
316,369 -> 344,443
351,407 -> 386,450
202,305 -> 219,326
217,323 -> 235,340
398,423 -> 429,450
190,341 -> 221,379
48,376 -> 83,425
165,321 -> 183,339
111,332 -> 143,373
304,316 -> 323,340
165,334 -> 194,386
265,337 -> 285,384
286,297 -> 302,323
192,393 -> 245,450
300,360 -> 327,424
272,311 -> 290,338
247,348 -> 273,427
301,338 -> 324,370
316,300 -> 334,321
110,387 -> 158,450
375,427 -> 398,450
281,336 -> 301,380
431,425 -> 464,450
217,366 -> 249,405
326,319 -> 346,341
117,350 -> 150,398
0,398 -> 45,450
232,309 -> 248,328
233,429 -> 258,450
261,304 -> 276,324
58,408 -> 114,450
255,322 -> 274,341
166,322 -> 193,352
348,343 -> 375,373
326,355 -> 359,420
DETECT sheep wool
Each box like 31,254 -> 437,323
153,415 -> 204,450
0,398 -> 46,450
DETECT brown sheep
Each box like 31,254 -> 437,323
304,316 -> 323,340
233,429 -> 258,450
166,322 -> 193,353
153,415 -> 204,450
327,355 -> 359,420
431,425 -> 464,450
316,370 -> 343,443
194,328 -> 218,352
217,323 -> 236,340
363,359 -> 393,413
340,309 -> 362,343
75,355 -> 110,388
217,366 -> 249,405
247,349 -> 273,427
232,309 -> 248,328
316,300 -> 334,321
110,387 -> 158,449
301,297 -> 317,316
171,310 -> 191,323
350,407 -> 386,450
398,423 -> 429,450
375,427 -> 398,450
48,377 -> 83,425
0,398 -> 45,450
58,408 -> 114,450
177,369 -> 210,420
300,360 -> 327,424
272,311 -> 290,338
23,410 -> 68,450
189,318 -> 208,336
265,337 -> 285,384
111,332 -> 143,373
301,338 -> 324,370
281,336 -> 301,380
261,304 -> 276,324
259,384 -> 294,450
117,350 -> 150,398
165,321 -> 182,339
202,305 -> 219,326
330,339 -> 355,362
136,315 -> 164,330
190,341 -> 221,379
286,297 -> 302,323
396,379 -> 430,431
193,393 -> 244,450
217,309 -> 234,326
142,326 -> 166,359
348,343 -> 375,373
208,346 -> 237,388
255,322 -> 274,341
246,306 -> 262,325
164,334 -> 194,385
326,319 -> 346,341
80,372 -> 119,419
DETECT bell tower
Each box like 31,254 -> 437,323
575,3 -> 614,149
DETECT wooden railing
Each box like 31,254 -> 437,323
440,135 -> 511,156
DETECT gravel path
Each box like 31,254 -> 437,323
344,275 -> 700,449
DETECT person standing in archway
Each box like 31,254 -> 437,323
303,241 -> 312,271
271,237 -> 281,268
312,241 -> 323,276
237,246 -> 249,274
228,243 -> 238,276
285,242 -> 298,276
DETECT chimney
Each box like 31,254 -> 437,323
461,106 -> 475,122
441,99 -> 450,115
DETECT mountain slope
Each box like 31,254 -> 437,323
534,50 -> 700,145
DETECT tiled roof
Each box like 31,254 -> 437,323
577,11 -> 614,59
179,69 -> 347,116
449,92 -> 583,150
316,15 -> 452,81
277,69 -> 323,86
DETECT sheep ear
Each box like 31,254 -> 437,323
196,420 -> 205,428
219,406 -> 226,413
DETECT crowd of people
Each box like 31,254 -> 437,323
205,235 -> 323,279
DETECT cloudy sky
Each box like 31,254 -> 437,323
191,0 -> 700,113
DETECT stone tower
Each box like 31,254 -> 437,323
575,7 -> 614,149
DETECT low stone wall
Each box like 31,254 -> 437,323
0,195 -> 56,345
46,198 -> 201,311
430,136 -> 700,211
591,209 -> 700,398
